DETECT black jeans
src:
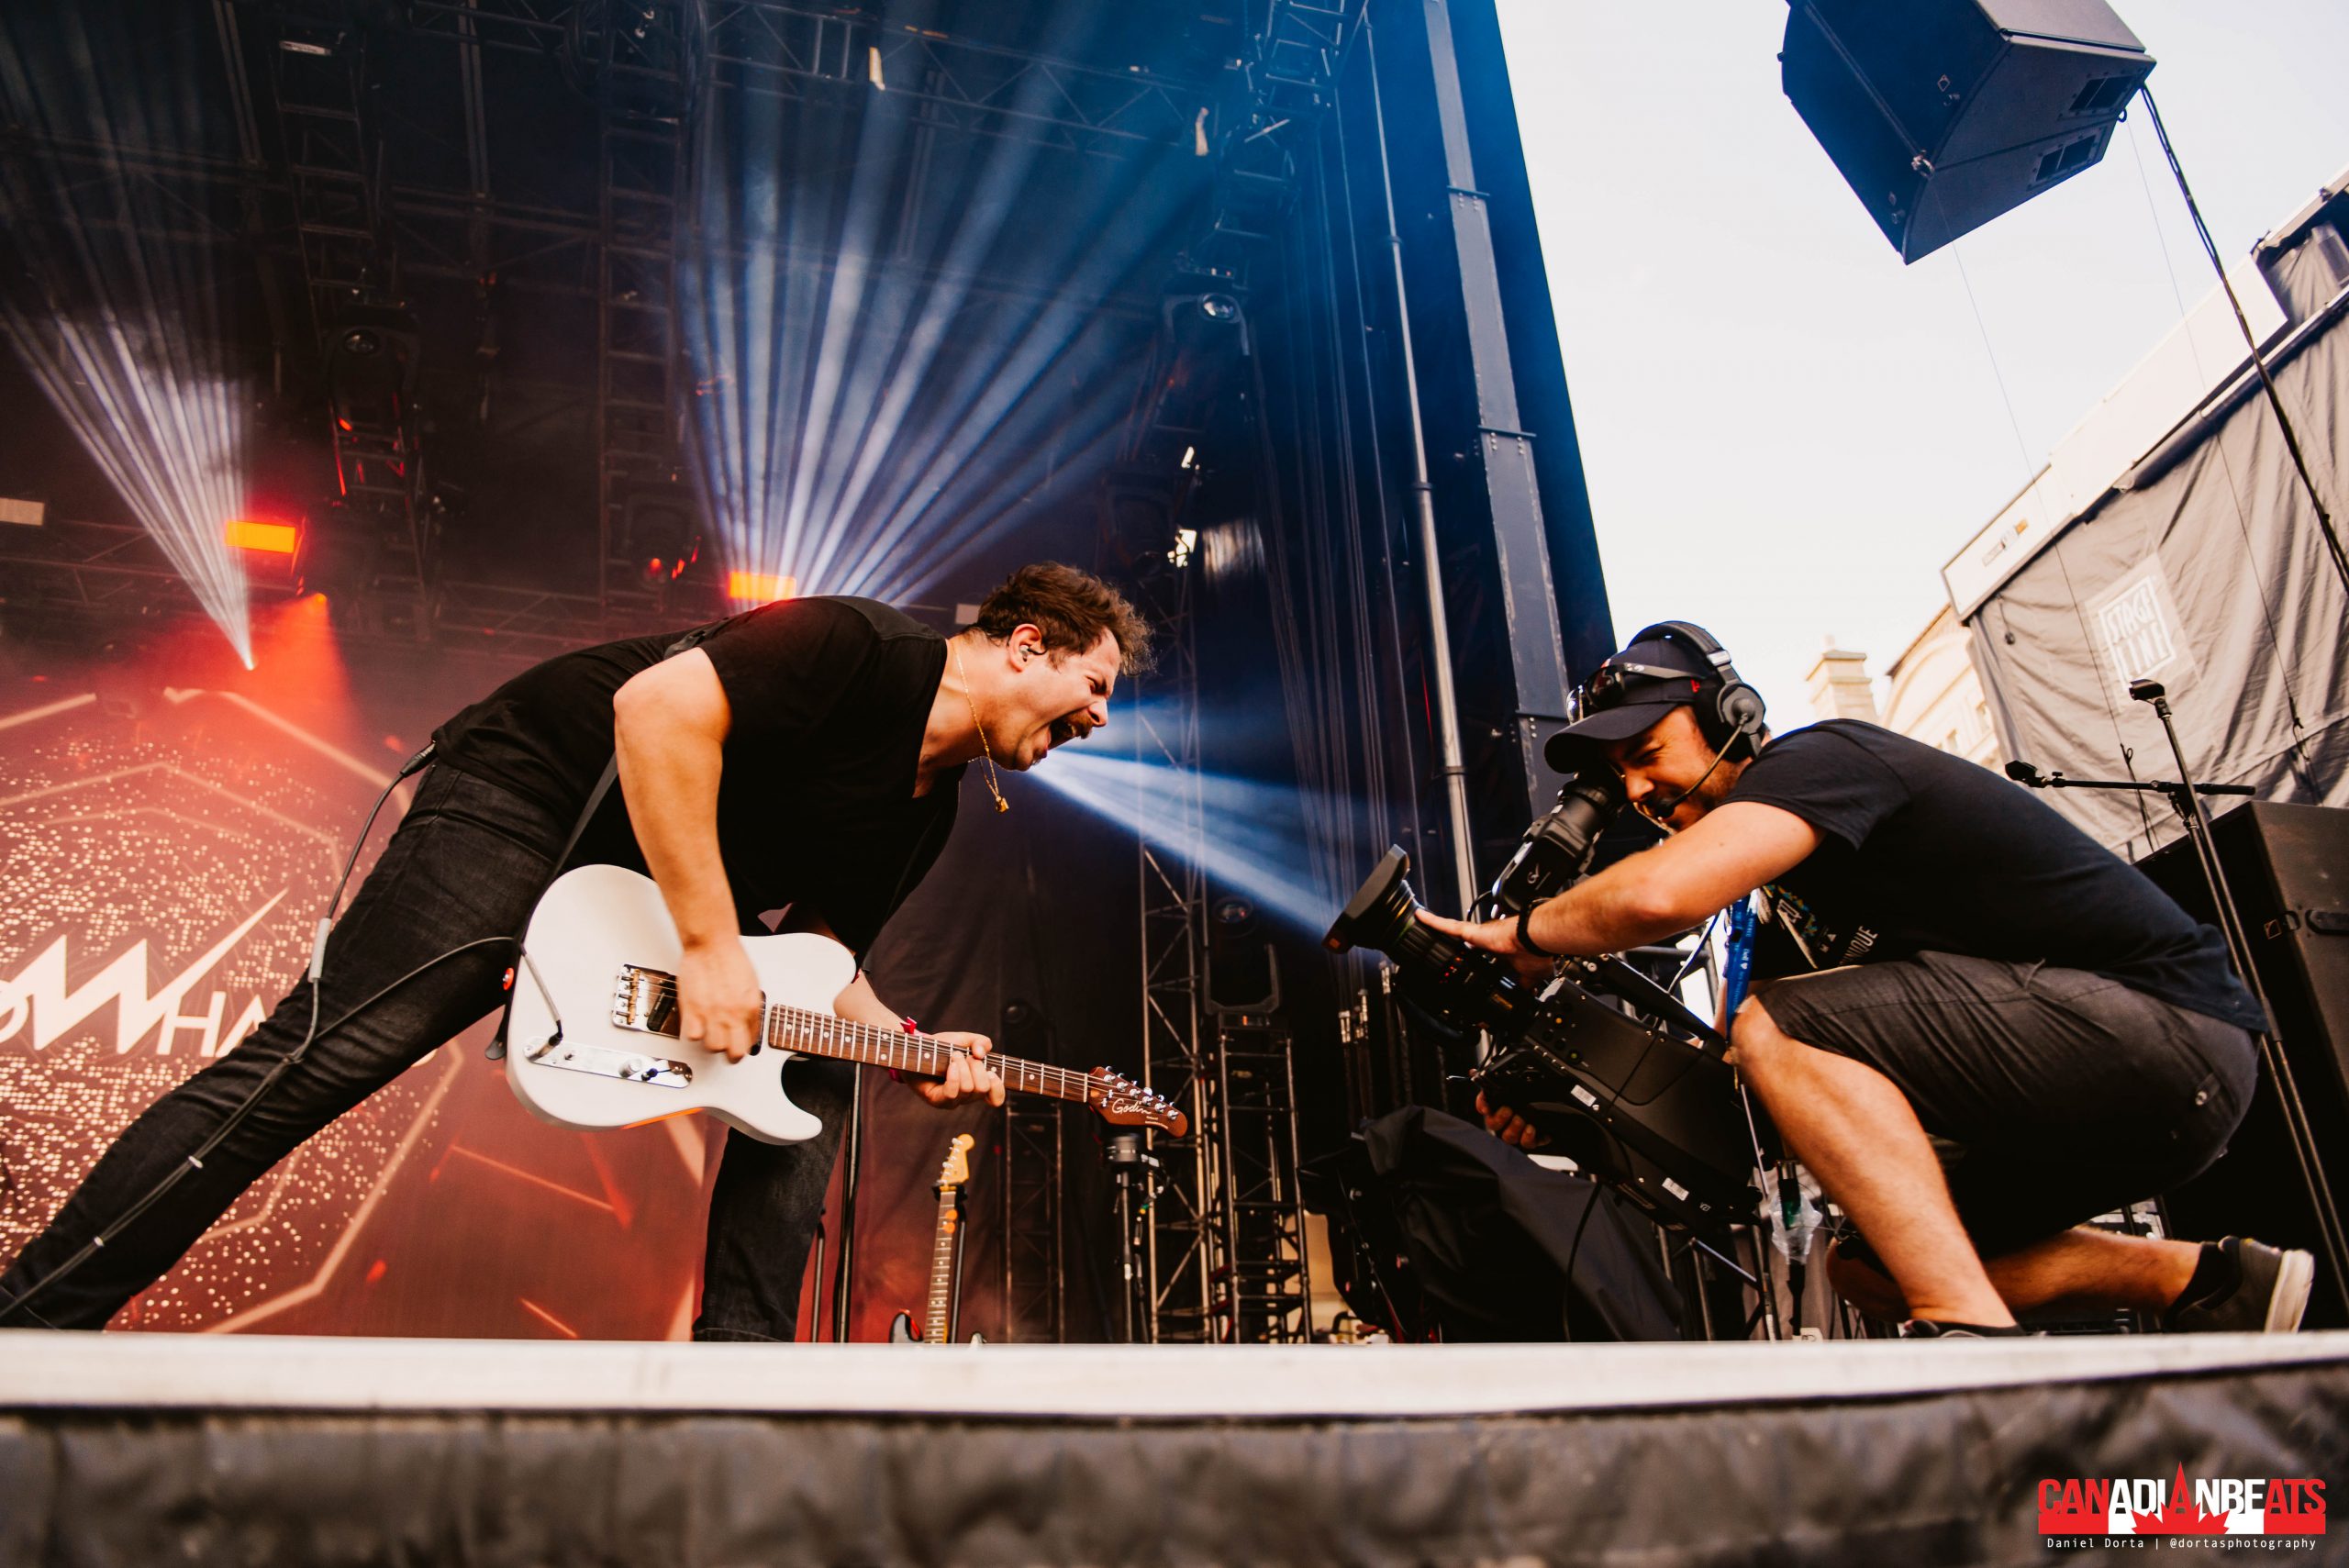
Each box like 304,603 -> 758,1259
0,766 -> 844,1338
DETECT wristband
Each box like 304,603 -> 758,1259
1516,898 -> 1562,959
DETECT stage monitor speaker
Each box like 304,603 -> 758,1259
2139,802 -> 2349,1329
1783,0 -> 2154,262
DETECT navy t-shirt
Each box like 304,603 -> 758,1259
1726,720 -> 2264,1030
431,595 -> 960,955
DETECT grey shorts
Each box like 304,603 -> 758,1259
1751,951 -> 2259,1256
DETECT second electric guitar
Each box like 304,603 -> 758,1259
890,1133 -> 985,1345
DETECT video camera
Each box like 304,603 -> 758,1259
1325,773 -> 1762,1236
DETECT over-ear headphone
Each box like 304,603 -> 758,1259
1631,621 -> 1766,760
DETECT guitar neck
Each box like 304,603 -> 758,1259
763,1004 -> 1088,1106
924,1185 -> 959,1344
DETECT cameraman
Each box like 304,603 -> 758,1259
1419,623 -> 2310,1338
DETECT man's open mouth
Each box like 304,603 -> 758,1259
1048,717 -> 1083,748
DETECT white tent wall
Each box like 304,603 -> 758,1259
1965,303 -> 2349,859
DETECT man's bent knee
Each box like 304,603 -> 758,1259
1728,994 -> 1790,1072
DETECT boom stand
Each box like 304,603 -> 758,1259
2132,680 -> 2349,1315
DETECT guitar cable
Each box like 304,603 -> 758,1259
0,745 -> 504,1331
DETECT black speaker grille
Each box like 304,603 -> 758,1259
2066,73 -> 2137,116
2031,133 -> 2100,187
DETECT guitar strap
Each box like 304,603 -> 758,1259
486,626 -> 716,1061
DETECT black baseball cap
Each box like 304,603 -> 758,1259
1543,638 -> 1713,773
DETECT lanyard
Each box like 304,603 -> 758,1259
1720,892 -> 1759,1023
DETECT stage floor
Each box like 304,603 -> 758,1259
2,1325 -> 2343,1417
6,1330 -> 2346,1564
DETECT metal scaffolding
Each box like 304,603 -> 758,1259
1115,0 -> 1357,1347
408,0 -> 1204,161
1131,567 -> 1215,1342
1,2 -> 1199,651
265,7 -> 430,631
1212,1018 -> 1312,1343
584,5 -> 696,611
998,1101 -> 1063,1344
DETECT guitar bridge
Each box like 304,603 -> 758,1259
612,964 -> 681,1037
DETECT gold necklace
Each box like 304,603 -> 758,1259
952,640 -> 1009,814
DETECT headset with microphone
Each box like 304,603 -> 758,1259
1571,621 -> 1767,826
1624,620 -> 1767,761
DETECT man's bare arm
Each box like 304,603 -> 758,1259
1418,802 -> 1820,970
1525,802 -> 1820,955
612,649 -> 762,1061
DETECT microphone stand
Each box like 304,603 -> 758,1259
2009,698 -> 2349,1315
1105,1132 -> 1157,1343
2131,683 -> 2349,1317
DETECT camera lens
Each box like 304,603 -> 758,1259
1324,847 -> 1419,953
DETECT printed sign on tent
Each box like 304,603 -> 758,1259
2086,556 -> 2198,702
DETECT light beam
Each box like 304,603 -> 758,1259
0,6 -> 257,666
1031,749 -> 1342,936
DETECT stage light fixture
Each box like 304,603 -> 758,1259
619,484 -> 704,587
0,496 -> 46,528
292,507 -> 376,610
1197,294 -> 1241,323
225,519 -> 299,555
727,571 -> 797,604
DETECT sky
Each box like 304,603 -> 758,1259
1495,0 -> 2349,718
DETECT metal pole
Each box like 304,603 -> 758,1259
1364,14 -> 1478,915
829,1071 -> 864,1340
806,1215 -> 827,1340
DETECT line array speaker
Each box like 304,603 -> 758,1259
1783,0 -> 2154,263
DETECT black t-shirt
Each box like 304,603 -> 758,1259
1727,720 -> 2264,1030
430,595 -> 960,955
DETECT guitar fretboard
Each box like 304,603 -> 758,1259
633,979 -> 1095,1106
924,1184 -> 959,1344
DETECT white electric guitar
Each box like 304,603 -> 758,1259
506,863 -> 1187,1144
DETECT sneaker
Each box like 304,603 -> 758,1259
2165,1237 -> 2315,1333
1898,1318 -> 2034,1339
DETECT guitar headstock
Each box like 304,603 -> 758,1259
1086,1067 -> 1189,1138
938,1131 -> 974,1191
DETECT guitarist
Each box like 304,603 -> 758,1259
1,563 -> 1152,1338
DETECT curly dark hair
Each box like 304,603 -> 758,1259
974,562 -> 1156,674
